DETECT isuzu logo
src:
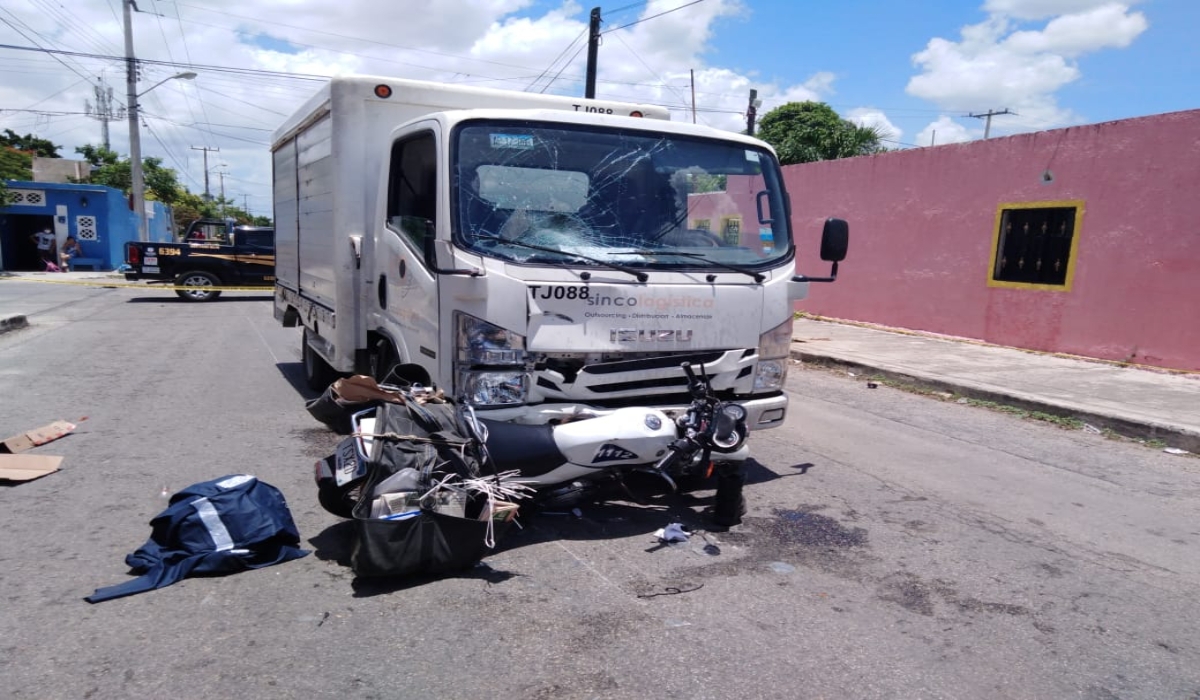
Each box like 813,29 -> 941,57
610,329 -> 693,343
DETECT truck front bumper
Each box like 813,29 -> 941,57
471,392 -> 787,431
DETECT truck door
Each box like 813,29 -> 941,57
375,127 -> 440,381
233,230 -> 276,284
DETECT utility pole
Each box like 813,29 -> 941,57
191,145 -> 219,201
216,167 -> 227,217
86,78 -> 125,150
746,89 -> 760,136
968,108 -> 1014,139
690,69 -> 697,124
123,0 -> 147,241
584,7 -> 600,99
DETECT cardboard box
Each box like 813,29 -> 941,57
0,454 -> 63,482
1,420 -> 76,454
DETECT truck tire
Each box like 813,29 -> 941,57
303,330 -> 340,391
174,270 -> 222,302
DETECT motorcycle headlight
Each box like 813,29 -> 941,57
456,312 -> 526,365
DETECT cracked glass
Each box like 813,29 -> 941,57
451,120 -> 793,272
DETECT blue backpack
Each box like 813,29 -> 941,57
86,474 -> 308,603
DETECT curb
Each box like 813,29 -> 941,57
0,314 -> 29,335
792,349 -> 1200,454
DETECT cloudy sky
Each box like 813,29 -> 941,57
1,0 -> 1194,217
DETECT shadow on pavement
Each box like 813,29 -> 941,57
124,295 -> 273,303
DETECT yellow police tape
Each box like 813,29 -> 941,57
0,275 -> 270,293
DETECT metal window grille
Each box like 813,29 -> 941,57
721,217 -> 741,245
76,215 -> 98,241
9,189 -> 46,206
992,206 -> 1078,286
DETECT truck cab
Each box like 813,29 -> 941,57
272,76 -> 847,431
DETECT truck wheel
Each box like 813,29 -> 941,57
303,330 -> 340,391
174,270 -> 222,302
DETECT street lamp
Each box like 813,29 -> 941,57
125,70 -> 196,241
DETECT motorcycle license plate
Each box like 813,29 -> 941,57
334,437 -> 365,486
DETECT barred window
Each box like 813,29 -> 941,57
990,202 -> 1083,289
721,216 -> 741,245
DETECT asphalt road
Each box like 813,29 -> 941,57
1,280 -> 1198,699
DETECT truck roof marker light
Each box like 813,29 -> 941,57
629,110 -> 644,118
374,84 -> 393,99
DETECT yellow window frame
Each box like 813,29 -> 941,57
720,215 -> 742,244
987,199 -> 1085,292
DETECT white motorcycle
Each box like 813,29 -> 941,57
315,362 -> 751,525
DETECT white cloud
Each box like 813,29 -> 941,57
906,1 -> 1147,139
846,108 -> 902,144
0,0 -> 844,214
915,116 -> 975,147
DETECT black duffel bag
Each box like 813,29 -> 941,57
348,400 -> 510,578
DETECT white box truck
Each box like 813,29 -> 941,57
272,75 -> 846,430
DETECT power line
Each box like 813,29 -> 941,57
604,0 -> 705,33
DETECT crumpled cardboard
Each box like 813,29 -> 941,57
1,420 -> 76,454
0,420 -> 75,483
0,454 -> 64,482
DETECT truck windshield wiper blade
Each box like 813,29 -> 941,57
475,235 -> 648,282
626,249 -> 764,282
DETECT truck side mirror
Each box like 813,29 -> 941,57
820,218 -> 849,262
791,217 -> 849,285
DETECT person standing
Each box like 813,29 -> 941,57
31,228 -> 57,267
59,236 -> 83,270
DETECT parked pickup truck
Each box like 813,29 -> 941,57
124,219 -> 275,302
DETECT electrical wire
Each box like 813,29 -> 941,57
603,0 -> 706,33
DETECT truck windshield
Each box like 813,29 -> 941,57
451,120 -> 793,272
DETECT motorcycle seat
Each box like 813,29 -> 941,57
478,419 -> 567,477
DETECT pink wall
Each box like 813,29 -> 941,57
783,109 -> 1200,372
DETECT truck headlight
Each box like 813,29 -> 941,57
455,313 -> 529,405
456,313 -> 526,365
754,317 -> 794,391
458,370 -> 528,406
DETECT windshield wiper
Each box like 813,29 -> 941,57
627,249 -> 765,283
475,235 -> 648,282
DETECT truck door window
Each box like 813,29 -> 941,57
386,132 -> 437,251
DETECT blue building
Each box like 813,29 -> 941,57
0,181 -> 173,271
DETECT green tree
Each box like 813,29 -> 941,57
73,144 -> 184,205
0,148 -> 34,206
0,129 -> 61,158
756,101 -> 889,165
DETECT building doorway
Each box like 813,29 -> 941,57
0,213 -> 57,271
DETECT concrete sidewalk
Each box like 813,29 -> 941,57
0,270 -> 125,331
790,317 -> 1200,453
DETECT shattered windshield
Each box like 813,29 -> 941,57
451,120 -> 793,272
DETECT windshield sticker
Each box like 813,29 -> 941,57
490,134 -> 535,150
745,150 -> 760,162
